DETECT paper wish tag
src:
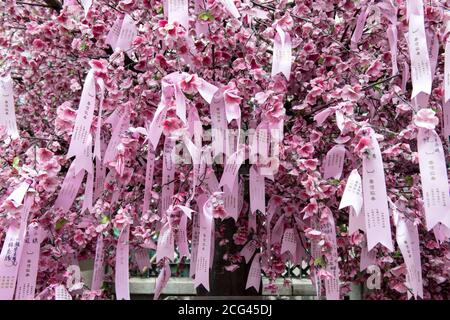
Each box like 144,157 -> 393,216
271,27 -> 292,80
339,169 -> 363,216
407,7 -> 432,99
417,128 -> 450,230
0,75 -> 19,139
323,145 -> 346,180
362,129 -> 394,251
15,223 -> 44,300
167,0 -> 189,30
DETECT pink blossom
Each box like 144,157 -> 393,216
354,136 -> 371,154
366,59 -> 383,79
36,148 -> 54,164
301,198 -> 318,220
413,108 -> 439,130
341,85 -> 362,101
32,38 -> 45,49
180,74 -> 201,94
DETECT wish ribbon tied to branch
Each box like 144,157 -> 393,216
362,128 -> 394,251
350,5 -> 368,50
339,169 -> 365,236
166,0 -> 189,30
322,144 -> 346,180
147,72 -> 218,150
443,20 -> 450,141
91,233 -> 105,291
0,182 -> 33,300
320,208 -> 340,300
66,68 -> 96,174
0,74 -> 19,140
194,194 -> 214,291
106,14 -> 138,53
115,224 -> 130,300
271,26 -> 292,81
15,222 -> 45,300
407,0 -> 432,101
417,128 -> 450,231
392,202 -> 424,299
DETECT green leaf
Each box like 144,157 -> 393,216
314,256 -> 326,267
113,227 -> 121,238
404,175 -> 413,187
80,42 -> 88,51
198,11 -> 214,22
100,215 -> 110,224
55,218 -> 68,231
12,156 -> 20,170
328,178 -> 340,186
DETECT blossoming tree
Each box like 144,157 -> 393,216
0,0 -> 449,300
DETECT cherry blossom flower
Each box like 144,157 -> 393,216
413,108 -> 439,130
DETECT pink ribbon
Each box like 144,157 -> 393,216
54,161 -> 85,213
91,233 -> 105,291
194,194 -> 214,291
271,26 -> 292,80
194,0 -> 209,35
323,145 -> 346,180
115,14 -> 138,52
167,0 -> 189,30
270,214 -> 285,245
161,136 -> 177,216
142,140 -> 156,215
417,128 -> 450,230
115,225 -> 130,300
379,2 -> 398,75
156,221 -> 175,262
209,90 -> 227,159
219,0 -> 240,19
66,69 -> 96,174
219,147 -> 245,192
359,237 -> 376,271
189,209 -> 201,278
407,2 -> 432,99
0,193 -> 33,300
339,169 -> 363,216
134,248 -> 151,272
393,202 -> 424,299
245,253 -> 261,292
224,177 -> 240,221
350,5 -> 368,50
386,24 -> 398,76
240,240 -> 258,264
319,208 -> 340,300
15,223 -> 44,300
148,72 -> 218,149
281,228 -> 297,261
106,16 -> 124,49
443,22 -> 450,141
427,30 -> 439,78
362,128 -> 394,251
0,74 -> 19,139
154,260 -> 171,300
249,165 -> 265,215
103,105 -> 130,166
